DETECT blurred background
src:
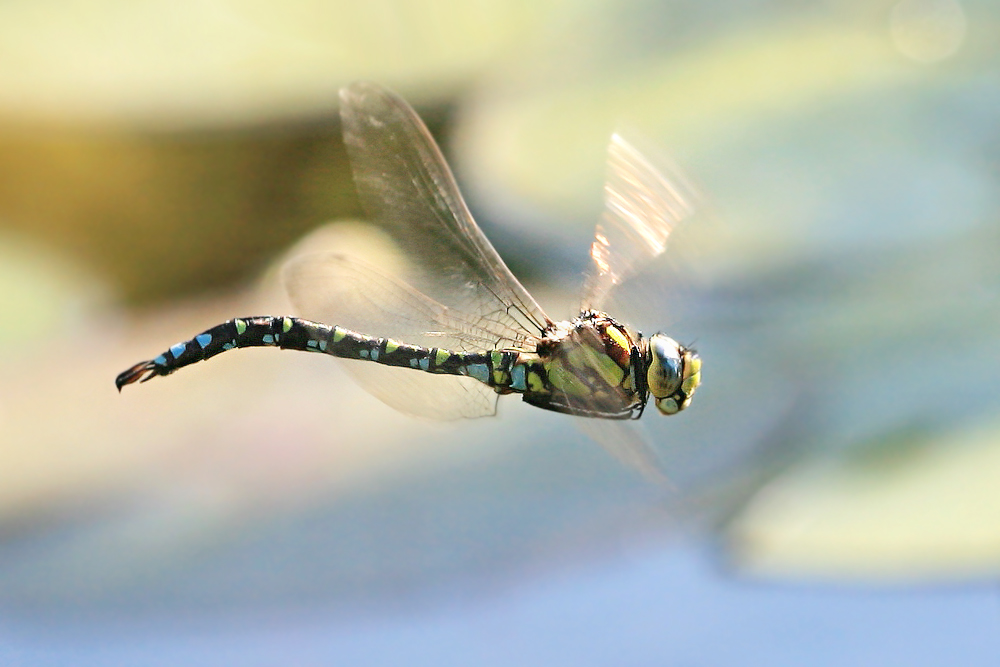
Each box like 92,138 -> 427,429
2,0 -> 1000,664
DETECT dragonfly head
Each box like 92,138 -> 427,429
646,334 -> 701,416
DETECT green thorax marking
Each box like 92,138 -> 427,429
467,311 -> 646,418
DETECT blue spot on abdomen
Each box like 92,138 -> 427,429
465,363 -> 489,383
510,364 -> 527,391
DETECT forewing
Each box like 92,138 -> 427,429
582,133 -> 699,311
285,253 -> 530,352
339,81 -> 550,342
284,252 -> 520,420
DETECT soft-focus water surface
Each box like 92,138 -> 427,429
1,0 -> 999,663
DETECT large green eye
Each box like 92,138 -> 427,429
647,335 -> 700,416
647,334 -> 683,399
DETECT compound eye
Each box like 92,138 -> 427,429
655,397 -> 681,415
646,334 -> 682,399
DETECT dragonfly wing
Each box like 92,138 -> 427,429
284,252 -> 519,420
581,133 -> 699,311
575,419 -> 669,485
338,361 -> 499,420
339,81 -> 551,342
285,252 -> 532,352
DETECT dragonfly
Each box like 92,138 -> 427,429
117,82 -> 701,465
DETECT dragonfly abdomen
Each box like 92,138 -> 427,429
115,316 -> 319,388
115,315 -> 524,391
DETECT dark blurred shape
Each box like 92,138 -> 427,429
0,116 -> 360,303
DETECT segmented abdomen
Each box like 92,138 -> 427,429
115,316 -> 520,391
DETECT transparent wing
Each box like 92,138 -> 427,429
285,253 -> 537,352
339,81 -> 551,342
332,361 -> 499,421
581,133 -> 699,311
284,253 -> 537,420
576,419 -> 670,485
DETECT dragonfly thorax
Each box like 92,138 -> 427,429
646,334 -> 701,415
518,311 -> 647,419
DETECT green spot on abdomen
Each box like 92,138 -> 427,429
490,350 -> 507,385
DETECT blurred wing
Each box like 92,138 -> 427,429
284,252 -> 532,420
576,419 -> 670,485
285,253 -> 534,352
334,361 -> 499,421
582,133 -> 699,311
339,81 -> 551,342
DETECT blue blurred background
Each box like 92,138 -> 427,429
1,0 -> 999,664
